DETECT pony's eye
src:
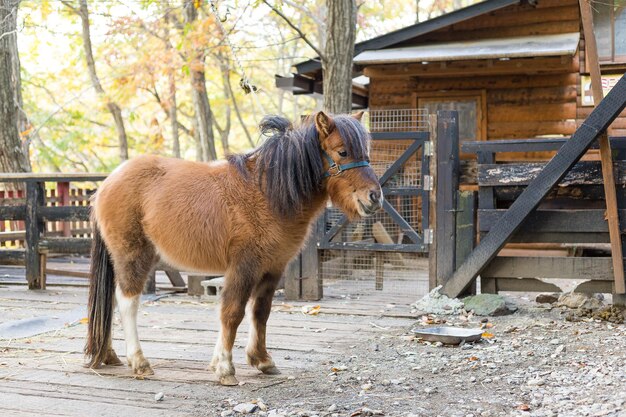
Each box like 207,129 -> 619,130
338,150 -> 348,158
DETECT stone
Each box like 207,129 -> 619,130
221,411 -> 234,417
411,286 -> 465,315
557,292 -> 604,311
234,403 -> 258,414
328,404 -> 337,412
462,294 -> 516,316
536,293 -> 559,304
154,392 -> 164,401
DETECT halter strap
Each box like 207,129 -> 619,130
321,149 -> 370,178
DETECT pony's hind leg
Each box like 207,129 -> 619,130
210,262 -> 255,386
114,252 -> 156,376
246,273 -> 281,375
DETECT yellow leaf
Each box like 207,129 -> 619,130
79,317 -> 89,324
302,305 -> 321,315
482,332 -> 495,339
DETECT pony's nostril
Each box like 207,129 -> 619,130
369,190 -> 380,204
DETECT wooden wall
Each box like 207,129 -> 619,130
366,0 -> 626,142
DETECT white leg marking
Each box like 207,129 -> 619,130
115,285 -> 141,358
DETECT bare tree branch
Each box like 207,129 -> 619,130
262,0 -> 325,61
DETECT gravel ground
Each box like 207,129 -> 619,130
197,298 -> 626,417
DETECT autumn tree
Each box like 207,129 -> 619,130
183,0 -> 216,161
62,0 -> 129,162
0,0 -> 30,172
263,0 -> 356,114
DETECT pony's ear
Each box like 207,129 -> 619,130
352,110 -> 365,121
314,111 -> 335,139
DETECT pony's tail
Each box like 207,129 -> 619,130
84,221 -> 115,368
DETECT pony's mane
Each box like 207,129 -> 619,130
227,114 -> 370,218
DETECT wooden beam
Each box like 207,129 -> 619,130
441,73 -> 626,298
363,56 -> 578,79
482,256 -> 614,281
479,209 -> 625,233
580,0 -> 625,294
478,161 -> 626,187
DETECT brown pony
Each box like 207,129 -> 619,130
85,111 -> 382,385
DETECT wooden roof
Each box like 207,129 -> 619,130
294,0 -> 522,75
353,32 -> 580,65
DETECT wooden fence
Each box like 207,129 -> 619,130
0,173 -> 106,289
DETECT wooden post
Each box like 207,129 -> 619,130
428,114 -> 438,290
25,181 -> 45,289
456,191 -> 476,295
57,181 -> 71,237
580,0 -> 625,295
284,215 -> 324,300
477,151 -> 496,294
375,254 -> 384,290
301,216 -> 324,300
435,110 -> 459,286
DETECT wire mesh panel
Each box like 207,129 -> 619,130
318,109 -> 431,297
366,109 -> 430,132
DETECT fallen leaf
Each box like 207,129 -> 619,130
301,305 -> 321,315
79,317 -> 89,324
482,332 -> 495,339
516,404 -> 531,411
468,356 -> 479,361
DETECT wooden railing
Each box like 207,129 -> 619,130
0,173 -> 107,289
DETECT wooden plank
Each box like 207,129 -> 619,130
452,4 -> 579,31
488,121 -> 577,138
0,173 -> 107,182
574,280 -> 613,293
39,237 -> 91,253
410,73 -> 579,92
464,136 -> 626,153
491,278 -> 563,293
421,20 -> 580,43
0,249 -> 25,264
489,102 -> 577,123
456,191 -> 476,296
482,256 -> 614,281
487,86 -> 578,105
364,56 -> 578,79
479,209 -> 626,233
580,0 -> 625,295
435,110 -> 459,285
39,206 -> 91,221
164,270 -> 186,287
0,205 -> 26,220
442,74 -> 626,298
478,160 -> 626,186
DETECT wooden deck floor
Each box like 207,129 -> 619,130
0,259 -> 427,416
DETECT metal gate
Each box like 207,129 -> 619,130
317,109 -> 431,294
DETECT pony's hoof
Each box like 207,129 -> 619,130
132,361 -> 154,376
219,375 -> 239,386
260,365 -> 281,375
104,350 -> 123,366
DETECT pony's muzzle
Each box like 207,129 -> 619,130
361,188 -> 383,215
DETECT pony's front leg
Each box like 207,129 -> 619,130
210,266 -> 253,386
246,276 -> 281,375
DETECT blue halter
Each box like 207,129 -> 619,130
321,149 -> 370,178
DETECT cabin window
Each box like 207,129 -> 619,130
418,92 -> 486,156
593,0 -> 626,63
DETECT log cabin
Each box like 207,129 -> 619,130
277,0 -> 626,150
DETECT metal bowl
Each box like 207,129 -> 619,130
412,326 -> 483,345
